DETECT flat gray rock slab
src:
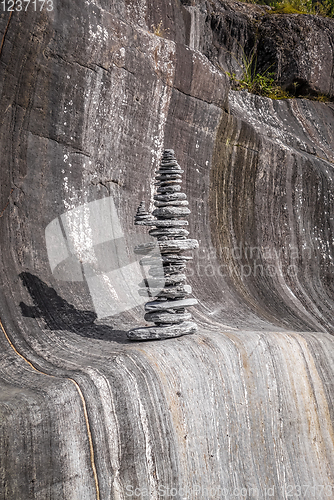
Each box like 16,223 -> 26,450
158,239 -> 199,252
145,298 -> 198,311
144,311 -> 192,323
148,228 -> 189,237
153,200 -> 189,207
127,321 -> 198,340
153,206 -> 191,217
140,220 -> 189,227
140,254 -> 192,265
154,193 -> 187,201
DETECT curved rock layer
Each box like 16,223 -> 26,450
0,1 -> 334,499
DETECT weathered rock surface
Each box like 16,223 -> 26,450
153,199 -> 189,206
158,238 -> 200,252
256,15 -> 334,96
148,227 -> 189,237
140,285 -> 191,299
144,311 -> 192,323
154,193 -> 187,201
191,0 -> 334,97
145,298 -> 199,311
127,321 -> 198,339
142,219 -> 189,226
1,0 -> 334,498
141,274 -> 186,288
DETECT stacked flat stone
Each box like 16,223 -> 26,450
134,201 -> 152,225
128,149 -> 199,340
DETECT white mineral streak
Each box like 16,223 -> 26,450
229,92 -> 291,151
185,6 -> 206,51
61,202 -> 96,265
147,38 -> 176,213
85,261 -> 149,318
126,0 -> 147,29
90,271 -> 119,302
295,335 -> 334,472
81,54 -> 104,153
45,218 -> 69,272
63,172 -> 81,212
84,367 -> 124,500
193,50 -> 222,77
50,381 -> 97,500
119,358 -> 159,500
229,91 -> 333,159
86,6 -> 109,44
149,85 -> 171,214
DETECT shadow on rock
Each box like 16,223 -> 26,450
19,272 -> 130,343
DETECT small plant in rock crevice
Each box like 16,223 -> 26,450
150,21 -> 169,37
223,45 -> 333,101
224,46 -> 292,99
241,0 -> 334,17
227,70 -> 292,99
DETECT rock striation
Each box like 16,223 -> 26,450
128,149 -> 199,340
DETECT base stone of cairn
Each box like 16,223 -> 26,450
128,149 -> 199,341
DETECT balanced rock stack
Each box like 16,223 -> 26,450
134,201 -> 152,226
128,149 -> 199,340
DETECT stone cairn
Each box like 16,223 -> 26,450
127,149 -> 199,340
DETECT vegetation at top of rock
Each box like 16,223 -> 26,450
225,45 -> 333,101
243,0 -> 334,17
229,69 -> 333,100
224,46 -> 292,99
228,70 -> 292,98
270,4 -> 304,13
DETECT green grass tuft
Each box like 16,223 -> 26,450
270,4 -> 303,13
228,71 -> 292,99
242,0 -> 334,17
224,46 -> 292,99
224,45 -> 333,101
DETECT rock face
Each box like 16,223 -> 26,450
1,1 -> 334,499
190,0 -> 334,97
256,14 -> 334,96
129,149 -> 199,340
